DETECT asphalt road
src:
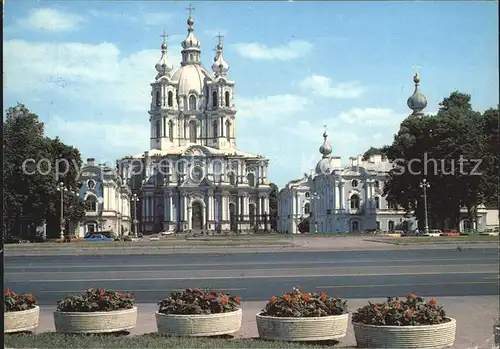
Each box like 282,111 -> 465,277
4,249 -> 498,305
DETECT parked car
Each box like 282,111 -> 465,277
85,234 -> 112,242
422,229 -> 442,237
4,235 -> 22,244
160,231 -> 174,236
149,234 -> 160,241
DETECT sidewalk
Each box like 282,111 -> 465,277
35,296 -> 498,348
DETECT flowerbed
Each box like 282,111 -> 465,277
5,288 -> 38,312
4,288 -> 40,333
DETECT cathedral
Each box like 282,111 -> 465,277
119,11 -> 272,234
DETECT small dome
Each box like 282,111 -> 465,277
319,131 -> 332,157
155,43 -> 172,75
212,43 -> 229,76
315,158 -> 333,175
171,64 -> 212,96
181,16 -> 200,51
407,73 -> 427,114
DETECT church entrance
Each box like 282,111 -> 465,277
229,203 -> 237,232
191,202 -> 203,231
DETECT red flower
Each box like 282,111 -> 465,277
99,288 -> 105,296
301,294 -> 310,302
232,296 -> 241,305
406,310 -> 414,319
320,292 -> 327,302
269,296 -> 278,304
407,293 -> 416,299
221,296 -> 228,305
428,297 -> 437,306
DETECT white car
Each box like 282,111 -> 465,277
160,231 -> 174,236
149,234 -> 160,241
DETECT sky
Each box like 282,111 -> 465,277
3,1 -> 499,188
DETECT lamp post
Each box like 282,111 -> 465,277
131,194 -> 140,237
311,192 -> 320,233
56,182 -> 77,239
419,179 -> 430,234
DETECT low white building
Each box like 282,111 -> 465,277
277,176 -> 311,234
76,158 -> 132,237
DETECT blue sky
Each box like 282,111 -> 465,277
4,1 -> 498,188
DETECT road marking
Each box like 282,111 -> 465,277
5,271 -> 498,283
5,264 -> 497,275
481,276 -> 500,280
38,288 -> 248,294
317,281 -> 497,289
4,257 -> 497,270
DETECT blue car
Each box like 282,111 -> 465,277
85,234 -> 112,242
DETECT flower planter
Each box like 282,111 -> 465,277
54,306 -> 137,333
494,323 -> 500,348
155,309 -> 242,337
4,306 -> 40,333
256,312 -> 349,341
352,317 -> 456,348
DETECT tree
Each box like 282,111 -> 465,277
383,92 -> 492,230
3,104 -> 85,238
362,147 -> 385,161
268,183 -> 279,231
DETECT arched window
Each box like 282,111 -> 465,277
225,91 -> 230,107
167,91 -> 173,107
212,91 -> 217,107
350,194 -> 360,209
189,53 -> 193,61
305,192 -> 310,198
225,121 -> 231,139
376,221 -> 380,230
375,197 -> 380,209
388,201 -> 397,210
85,196 -> 97,212
351,221 -> 360,232
156,120 -> 161,138
304,202 -> 310,215
189,95 -> 197,110
352,179 -> 358,188
189,120 -> 197,142
168,120 -> 174,140
247,173 -> 255,187
374,180 -> 380,188
213,120 -> 218,137
155,90 -> 161,107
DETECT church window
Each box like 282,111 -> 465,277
228,172 -> 236,185
168,121 -> 174,140
220,117 -> 224,137
388,220 -> 395,231
388,201 -> 397,210
156,120 -> 161,138
304,202 -> 310,215
189,120 -> 197,142
305,192 -> 310,198
189,95 -> 197,110
375,196 -> 380,209
376,221 -> 380,230
155,90 -> 161,107
225,91 -> 230,107
189,53 -> 193,61
168,91 -> 173,107
87,180 -> 95,190
247,173 -> 255,187
213,120 -> 218,137
374,180 -> 380,188
226,121 -> 231,139
350,194 -> 360,209
85,195 -> 97,212
212,91 -> 217,107
352,179 -> 358,188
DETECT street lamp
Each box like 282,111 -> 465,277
419,179 -> 430,234
311,192 -> 320,233
131,194 -> 140,237
56,182 -> 76,239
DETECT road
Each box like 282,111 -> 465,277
4,248 -> 498,305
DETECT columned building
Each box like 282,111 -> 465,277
277,176 -> 311,234
76,158 -> 132,237
119,13 -> 271,234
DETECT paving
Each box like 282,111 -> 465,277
33,296 -> 499,349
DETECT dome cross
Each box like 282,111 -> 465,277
186,4 -> 195,17
160,31 -> 169,44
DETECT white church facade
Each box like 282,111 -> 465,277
119,11 -> 271,234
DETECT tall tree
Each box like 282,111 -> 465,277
268,183 -> 279,231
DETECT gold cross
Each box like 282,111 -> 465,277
160,31 -> 169,43
186,4 -> 195,16
216,32 -> 224,44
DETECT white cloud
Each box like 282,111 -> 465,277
87,9 -> 173,27
44,115 -> 149,160
236,94 -> 309,119
338,108 -> 407,126
299,75 -> 364,99
4,39 -> 182,113
18,8 -> 84,32
232,40 -> 313,60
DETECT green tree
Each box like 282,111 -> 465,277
362,147 -> 385,161
268,183 -> 279,231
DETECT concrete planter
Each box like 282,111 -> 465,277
353,317 -> 456,348
494,324 -> 500,348
256,312 -> 349,341
54,306 -> 137,333
155,309 -> 242,336
4,306 -> 40,333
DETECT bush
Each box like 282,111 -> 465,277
4,288 -> 37,312
352,293 -> 448,326
56,288 -> 134,312
261,287 -> 347,317
157,288 -> 241,315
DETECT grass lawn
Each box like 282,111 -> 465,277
5,332 -> 336,348
370,235 -> 499,245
